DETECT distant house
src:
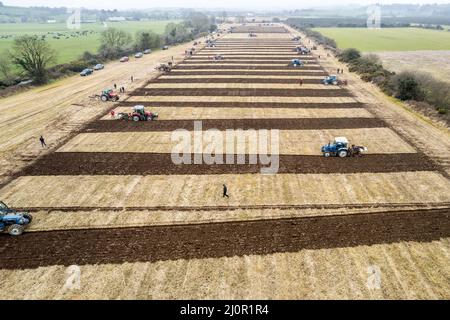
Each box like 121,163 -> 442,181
107,17 -> 126,22
47,20 -> 57,23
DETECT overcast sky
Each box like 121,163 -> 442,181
3,0 -> 450,10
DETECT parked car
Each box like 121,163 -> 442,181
143,49 -> 152,54
120,56 -> 129,62
80,68 -> 93,76
93,64 -> 104,70
162,45 -> 169,50
135,52 -> 143,58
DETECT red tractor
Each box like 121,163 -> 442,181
101,89 -> 119,102
117,105 -> 158,121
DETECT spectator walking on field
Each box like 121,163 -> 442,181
114,83 -> 117,90
299,78 -> 303,86
110,110 -> 115,118
131,76 -> 134,82
39,136 -> 47,148
223,184 -> 229,198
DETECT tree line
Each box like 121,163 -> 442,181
338,48 -> 449,123
0,12 -> 217,88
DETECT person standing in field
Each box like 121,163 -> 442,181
299,78 -> 303,86
223,184 -> 229,198
39,136 -> 47,148
131,76 -> 134,82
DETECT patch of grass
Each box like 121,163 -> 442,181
0,20 -> 178,65
313,27 -> 450,51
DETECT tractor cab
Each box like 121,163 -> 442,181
321,137 -> 350,158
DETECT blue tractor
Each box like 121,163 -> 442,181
291,59 -> 304,67
0,201 -> 33,236
321,137 -> 368,158
321,137 -> 351,158
322,75 -> 340,85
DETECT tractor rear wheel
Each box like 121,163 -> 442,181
8,224 -> 24,236
338,150 -> 348,158
101,95 -> 108,102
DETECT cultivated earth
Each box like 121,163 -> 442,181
0,23 -> 449,299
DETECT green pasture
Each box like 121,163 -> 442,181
0,20 -> 178,64
313,27 -> 450,51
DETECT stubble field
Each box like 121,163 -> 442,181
0,24 -> 449,299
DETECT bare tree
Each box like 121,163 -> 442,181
11,35 -> 55,84
100,28 -> 132,58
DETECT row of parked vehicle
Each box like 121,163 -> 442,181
81,46 -> 170,76
80,63 -> 104,76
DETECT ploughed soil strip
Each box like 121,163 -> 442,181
206,46 -> 298,49
168,71 -> 328,76
186,58 -> 317,62
119,101 -> 364,109
231,27 -> 287,32
132,88 -> 351,97
183,60 -> 317,64
151,78 -> 323,84
1,208 -> 448,269
195,52 -> 306,55
22,153 -> 436,176
173,65 -> 323,70
193,55 -> 311,58
86,118 -> 386,132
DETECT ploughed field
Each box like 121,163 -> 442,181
1,25 -> 449,299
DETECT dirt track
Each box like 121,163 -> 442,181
0,208 -> 448,270
132,88 -> 350,97
86,118 -> 385,132
21,153 -> 436,176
